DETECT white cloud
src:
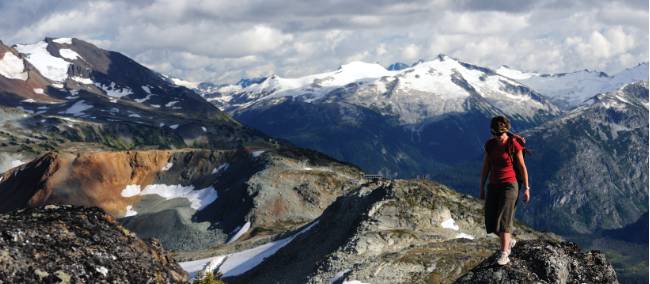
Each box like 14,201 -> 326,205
0,0 -> 646,82
401,44 -> 421,61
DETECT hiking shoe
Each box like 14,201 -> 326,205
497,251 -> 510,266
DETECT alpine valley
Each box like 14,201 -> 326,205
0,37 -> 644,283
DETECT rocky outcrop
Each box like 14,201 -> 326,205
0,148 -> 363,252
455,239 -> 618,283
0,205 -> 187,283
223,179 -> 556,284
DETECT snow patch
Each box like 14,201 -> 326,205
201,126 -> 207,132
161,162 -> 173,171
330,269 -> 351,284
121,184 -> 142,197
63,100 -> 92,116
169,124 -> 179,129
226,221 -> 251,244
128,113 -> 141,118
251,150 -> 265,157
10,160 -> 26,168
120,184 -> 217,210
124,205 -> 137,217
212,163 -> 229,174
455,233 -> 475,240
33,88 -> 45,94
134,94 -> 152,103
165,100 -> 179,107
15,41 -> 70,82
71,76 -> 93,84
59,49 -> 81,60
96,82 -> 133,98
21,99 -> 36,103
441,218 -> 459,231
0,51 -> 28,80
53,38 -> 72,44
181,220 -> 319,280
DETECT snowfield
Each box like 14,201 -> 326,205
180,220 -> 318,278
58,49 -> 81,60
0,51 -> 28,80
180,220 -> 320,280
53,37 -> 73,44
120,184 -> 217,210
497,63 -> 649,109
15,41 -> 70,82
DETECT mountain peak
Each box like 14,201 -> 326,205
387,62 -> 409,71
338,61 -> 387,72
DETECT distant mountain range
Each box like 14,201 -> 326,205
196,57 -> 648,237
520,81 -> 648,234
496,63 -> 648,110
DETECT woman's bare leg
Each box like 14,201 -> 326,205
499,232 -> 511,252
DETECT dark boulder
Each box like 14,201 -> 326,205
0,205 -> 188,283
455,239 -> 618,283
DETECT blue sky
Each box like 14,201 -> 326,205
0,0 -> 647,83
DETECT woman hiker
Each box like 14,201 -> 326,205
479,115 -> 530,266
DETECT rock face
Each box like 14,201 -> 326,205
223,179 -> 555,284
455,239 -> 618,284
0,147 -> 363,252
521,81 -> 649,234
0,205 -> 188,283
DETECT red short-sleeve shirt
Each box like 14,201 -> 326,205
485,137 -> 523,184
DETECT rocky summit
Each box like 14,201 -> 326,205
455,239 -> 618,284
0,205 -> 188,283
220,179 -> 558,284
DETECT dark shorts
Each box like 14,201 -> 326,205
484,182 -> 519,234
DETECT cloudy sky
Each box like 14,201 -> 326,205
0,0 -> 647,83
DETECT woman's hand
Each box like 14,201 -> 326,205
523,188 -> 530,203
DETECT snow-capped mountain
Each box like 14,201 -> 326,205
195,56 -> 563,196
0,37 -> 270,159
520,81 -> 648,234
497,63 -> 649,110
205,55 -> 560,126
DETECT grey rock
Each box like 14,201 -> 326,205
224,179 -> 555,284
0,205 -> 188,283
454,239 -> 618,284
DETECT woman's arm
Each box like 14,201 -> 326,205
515,150 -> 530,202
480,153 -> 490,200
